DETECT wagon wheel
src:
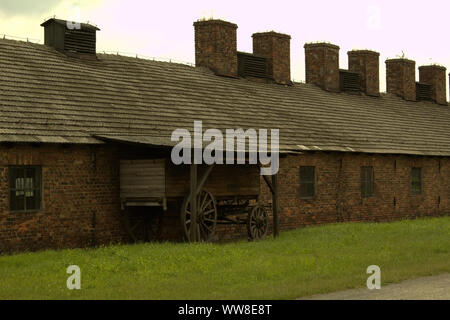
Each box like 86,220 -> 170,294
181,189 -> 217,242
122,208 -> 161,243
247,204 -> 268,240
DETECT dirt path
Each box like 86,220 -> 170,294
300,273 -> 450,300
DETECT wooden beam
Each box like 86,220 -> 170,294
190,163 -> 198,242
272,174 -> 279,238
196,164 -> 215,195
262,175 -> 275,194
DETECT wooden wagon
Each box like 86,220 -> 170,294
119,158 -> 278,242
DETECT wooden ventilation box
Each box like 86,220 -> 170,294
339,70 -> 361,92
416,82 -> 432,101
41,18 -> 99,55
120,159 -> 166,206
64,29 -> 97,54
119,159 -> 260,207
237,52 -> 268,79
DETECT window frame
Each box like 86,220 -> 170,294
299,166 -> 316,199
411,167 -> 422,195
9,166 -> 43,213
360,166 -> 374,198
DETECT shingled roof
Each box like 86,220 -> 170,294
0,38 -> 449,156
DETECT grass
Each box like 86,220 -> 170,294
0,216 -> 449,299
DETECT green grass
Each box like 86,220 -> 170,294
0,216 -> 449,299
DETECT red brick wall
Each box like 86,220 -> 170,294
304,43 -> 340,92
194,19 -> 238,77
253,32 -> 291,84
418,65 -> 447,105
1,145 -> 448,253
260,152 -> 449,232
348,50 -> 380,97
386,59 -> 416,101
0,144 -> 127,253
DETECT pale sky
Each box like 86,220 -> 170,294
1,0 -> 450,98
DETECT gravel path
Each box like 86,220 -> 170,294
300,273 -> 450,300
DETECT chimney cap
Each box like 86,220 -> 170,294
252,31 -> 291,39
304,42 -> 339,50
193,19 -> 237,28
40,18 -> 100,31
385,58 -> 415,64
348,49 -> 380,56
419,64 -> 446,71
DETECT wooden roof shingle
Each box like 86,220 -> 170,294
1,38 -> 449,156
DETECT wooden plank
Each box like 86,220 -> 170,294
262,175 -> 274,194
272,174 -> 279,238
119,158 -> 165,199
165,163 -> 260,198
190,163 -> 197,242
120,177 -> 165,184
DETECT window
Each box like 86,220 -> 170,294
9,166 -> 42,212
299,166 -> 315,198
360,166 -> 374,198
411,167 -> 422,195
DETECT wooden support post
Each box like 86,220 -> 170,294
196,164 -> 215,195
190,163 -> 198,242
263,175 -> 275,194
272,173 -> 279,238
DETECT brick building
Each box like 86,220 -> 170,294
0,18 -> 449,253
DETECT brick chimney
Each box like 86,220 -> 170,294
193,19 -> 238,77
418,65 -> 447,105
348,50 -> 380,96
252,32 -> 291,84
304,43 -> 340,92
385,59 -> 416,101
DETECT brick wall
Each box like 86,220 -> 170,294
0,144 -> 127,253
194,19 -> 238,77
252,32 -> 291,84
419,65 -> 447,105
386,59 -> 416,101
1,145 -> 448,253
304,43 -> 340,92
260,152 -> 449,232
348,50 -> 380,96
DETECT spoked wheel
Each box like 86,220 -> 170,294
122,208 -> 162,243
247,204 -> 268,240
180,189 -> 217,242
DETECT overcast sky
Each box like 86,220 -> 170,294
1,0 -> 450,97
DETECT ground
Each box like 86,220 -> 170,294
0,216 -> 449,299
301,273 -> 450,300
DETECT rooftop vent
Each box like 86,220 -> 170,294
416,82 -> 432,101
339,69 -> 361,92
41,18 -> 100,56
237,52 -> 268,79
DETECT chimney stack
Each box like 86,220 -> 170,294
348,50 -> 380,96
304,43 -> 340,92
193,19 -> 238,77
418,65 -> 447,105
252,32 -> 291,84
385,59 -> 416,101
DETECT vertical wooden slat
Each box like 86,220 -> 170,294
190,163 -> 198,242
272,173 -> 279,238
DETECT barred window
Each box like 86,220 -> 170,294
299,166 -> 315,198
411,167 -> 422,195
9,166 -> 42,212
360,166 -> 374,198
